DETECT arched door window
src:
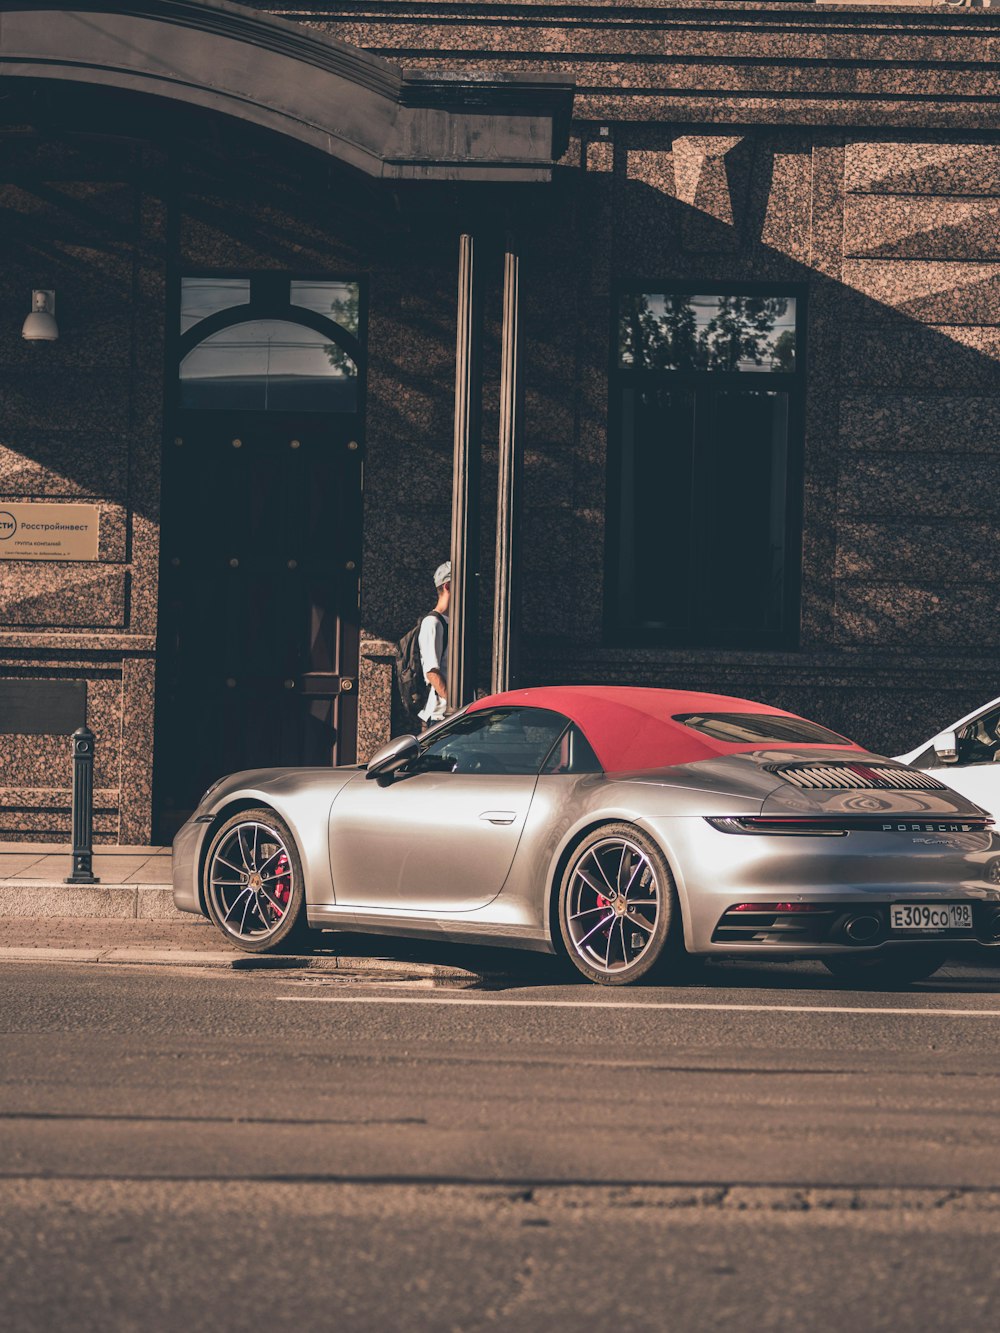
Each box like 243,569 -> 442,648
178,277 -> 362,413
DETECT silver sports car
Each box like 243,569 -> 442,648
172,686 -> 1000,986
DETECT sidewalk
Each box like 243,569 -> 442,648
0,843 -> 178,919
0,916 -> 488,979
0,842 -> 517,982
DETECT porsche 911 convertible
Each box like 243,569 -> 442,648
172,686 -> 1000,985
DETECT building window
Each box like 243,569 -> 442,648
609,288 -> 803,649
178,277 -> 361,413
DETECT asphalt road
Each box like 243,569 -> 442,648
5,955 -> 1000,1331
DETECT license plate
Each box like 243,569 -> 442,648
890,903 -> 973,932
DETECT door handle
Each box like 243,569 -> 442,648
479,810 -> 516,825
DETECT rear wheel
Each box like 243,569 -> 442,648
823,947 -> 947,987
557,823 -> 681,986
204,807 -> 309,953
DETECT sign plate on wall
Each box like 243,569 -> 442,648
0,503 -> 100,561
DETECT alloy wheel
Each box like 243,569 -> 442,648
564,835 -> 661,977
206,820 -> 295,944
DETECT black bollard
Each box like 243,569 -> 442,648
65,725 -> 101,885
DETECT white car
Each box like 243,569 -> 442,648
896,695 -> 1000,822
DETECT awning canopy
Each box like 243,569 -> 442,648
0,0 -> 574,181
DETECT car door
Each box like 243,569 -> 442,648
327,707 -> 570,913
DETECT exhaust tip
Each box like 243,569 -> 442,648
980,906 -> 1000,942
844,913 -> 882,944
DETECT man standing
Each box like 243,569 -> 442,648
418,560 -> 450,728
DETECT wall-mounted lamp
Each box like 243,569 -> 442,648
22,290 -> 59,342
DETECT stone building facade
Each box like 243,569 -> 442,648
1,1 -> 998,842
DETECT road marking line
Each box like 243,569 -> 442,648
276,995 -> 1000,1018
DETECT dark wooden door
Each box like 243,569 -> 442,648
154,412 -> 361,837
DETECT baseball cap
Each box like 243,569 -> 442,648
434,560 -> 452,588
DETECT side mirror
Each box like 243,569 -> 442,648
933,731 -> 959,764
366,734 -> 420,781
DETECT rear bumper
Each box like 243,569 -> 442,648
640,815 -> 1000,954
711,899 -> 1000,952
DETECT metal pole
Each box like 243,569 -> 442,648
65,725 -> 100,884
447,232 -> 482,710
492,234 -> 523,694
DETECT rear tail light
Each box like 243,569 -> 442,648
707,817 -> 847,836
706,816 -> 991,836
730,902 -> 819,913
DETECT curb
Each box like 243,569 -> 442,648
0,945 -> 484,981
0,883 -> 184,921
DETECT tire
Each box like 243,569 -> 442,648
203,807 -> 310,954
822,946 -> 947,987
557,822 -> 682,986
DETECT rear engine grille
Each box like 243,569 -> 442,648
771,763 -> 947,792
714,903 -> 844,945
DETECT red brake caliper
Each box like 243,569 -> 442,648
596,893 -> 612,936
271,852 -> 290,919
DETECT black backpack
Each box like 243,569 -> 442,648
393,611 -> 447,730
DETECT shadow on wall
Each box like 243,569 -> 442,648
355,131 -> 1000,757
500,130 -> 1000,756
0,81 -> 393,526
3,99 -> 1000,760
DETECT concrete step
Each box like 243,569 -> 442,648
0,842 -> 176,918
0,882 -> 181,919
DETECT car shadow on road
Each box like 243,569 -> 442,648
308,932 -> 1000,995
679,957 -> 1000,996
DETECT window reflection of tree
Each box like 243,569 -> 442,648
619,294 -> 794,372
324,288 -> 360,378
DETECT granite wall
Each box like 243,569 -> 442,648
0,97 -> 467,836
0,128 -> 164,843
508,126 -> 1000,756
258,1 -> 1000,132
357,120 -> 1000,761
4,4 -> 1000,845
263,0 -> 1000,758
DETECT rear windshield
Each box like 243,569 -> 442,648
673,713 -> 851,746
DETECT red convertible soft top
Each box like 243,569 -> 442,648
467,686 -> 864,774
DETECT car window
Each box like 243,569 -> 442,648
957,706 -> 1000,766
674,712 -> 850,746
418,707 -> 570,776
540,724 -> 603,775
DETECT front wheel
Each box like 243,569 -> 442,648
823,947 -> 947,987
557,823 -> 681,986
204,807 -> 309,953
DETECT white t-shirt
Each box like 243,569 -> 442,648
418,612 -> 449,722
